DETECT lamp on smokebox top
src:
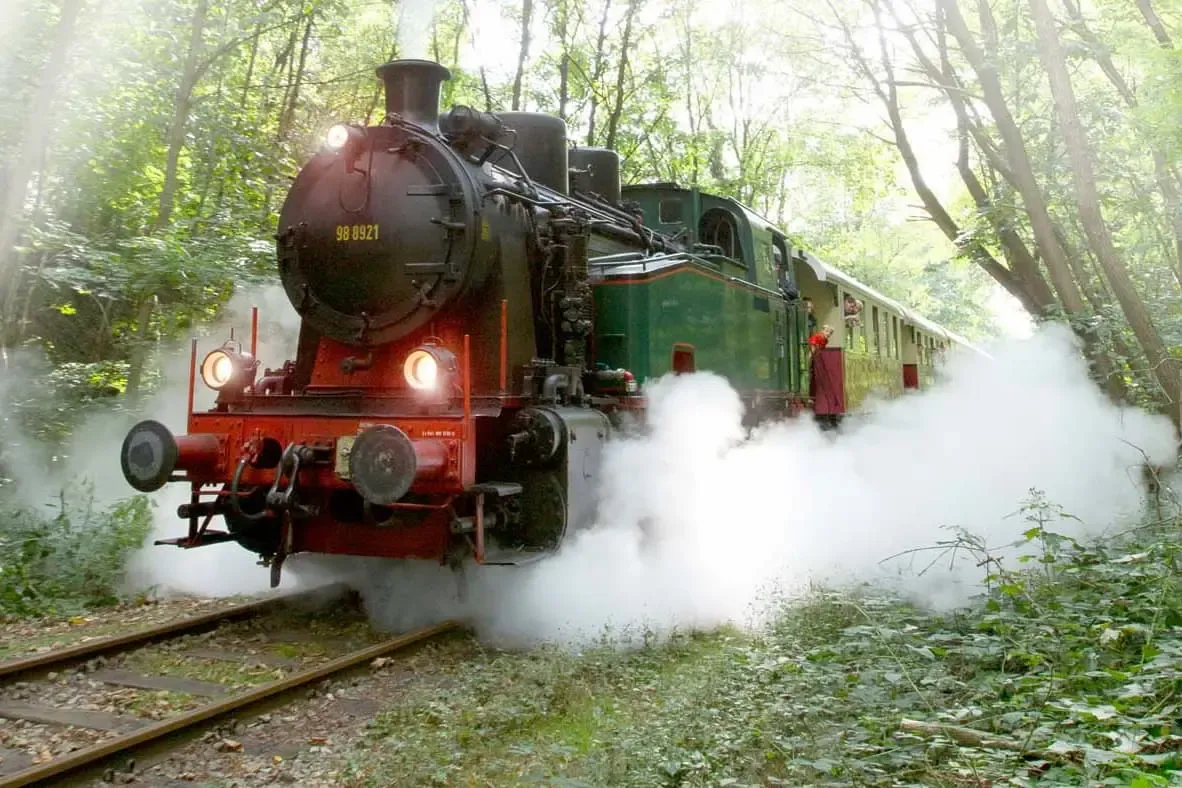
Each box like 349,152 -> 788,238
324,123 -> 367,174
325,123 -> 364,153
403,342 -> 458,400
200,340 -> 257,393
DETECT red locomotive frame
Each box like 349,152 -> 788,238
152,302 -> 534,585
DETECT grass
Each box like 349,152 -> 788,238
331,492 -> 1182,787
119,604 -> 387,690
124,650 -> 287,689
0,620 -> 153,661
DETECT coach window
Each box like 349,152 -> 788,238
857,300 -> 868,353
872,306 -> 881,355
659,198 -> 683,224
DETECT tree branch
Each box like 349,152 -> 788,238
1136,0 -> 1174,48
900,719 -> 1078,764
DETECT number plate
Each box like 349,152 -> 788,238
335,223 -> 380,242
335,436 -> 355,479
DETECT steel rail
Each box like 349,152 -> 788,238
0,619 -> 460,787
0,587 -> 347,681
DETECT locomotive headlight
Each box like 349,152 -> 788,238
404,351 -> 437,390
325,123 -> 363,153
202,350 -> 234,388
200,346 -> 256,391
325,124 -> 350,150
403,344 -> 457,393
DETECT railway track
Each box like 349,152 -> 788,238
0,591 -> 459,787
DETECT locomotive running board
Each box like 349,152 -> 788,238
476,548 -> 554,566
155,530 -> 237,548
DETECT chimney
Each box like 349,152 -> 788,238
375,59 -> 452,130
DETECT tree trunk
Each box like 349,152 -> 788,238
0,0 -> 85,354
1136,0 -> 1173,47
604,0 -> 640,151
556,0 -> 571,120
157,0 -> 210,231
679,5 -> 699,184
511,0 -> 533,110
441,5 -> 467,107
274,21 -> 299,137
1028,0 -> 1181,417
846,1 -> 1050,315
240,22 -> 261,109
1060,0 -> 1182,288
365,44 -> 398,124
585,0 -> 613,145
278,11 -> 313,140
128,0 -> 210,397
939,0 -> 1088,317
123,297 -> 157,401
870,0 -> 1124,399
480,66 -> 493,110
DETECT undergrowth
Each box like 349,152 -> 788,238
0,481 -> 154,619
337,489 -> 1182,787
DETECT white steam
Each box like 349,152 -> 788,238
313,324 -> 1178,648
0,285 -> 312,600
396,0 -> 440,60
120,286 -> 306,599
8,298 -> 1173,647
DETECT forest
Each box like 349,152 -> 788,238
4,0 -> 1181,427
4,1 -> 1182,784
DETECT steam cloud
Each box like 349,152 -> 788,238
396,0 -> 440,61
0,286 -> 305,600
306,324 -> 1179,648
7,292 -> 1174,648
120,287 -> 305,598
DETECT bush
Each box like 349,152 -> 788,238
0,482 -> 154,619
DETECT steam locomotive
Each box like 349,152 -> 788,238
118,58 -> 974,586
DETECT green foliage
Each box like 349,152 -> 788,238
0,348 -> 147,492
0,483 -> 154,619
334,492 -> 1182,786
0,0 -> 1003,378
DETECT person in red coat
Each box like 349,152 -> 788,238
808,325 -> 833,354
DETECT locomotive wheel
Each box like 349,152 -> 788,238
222,485 -> 282,556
